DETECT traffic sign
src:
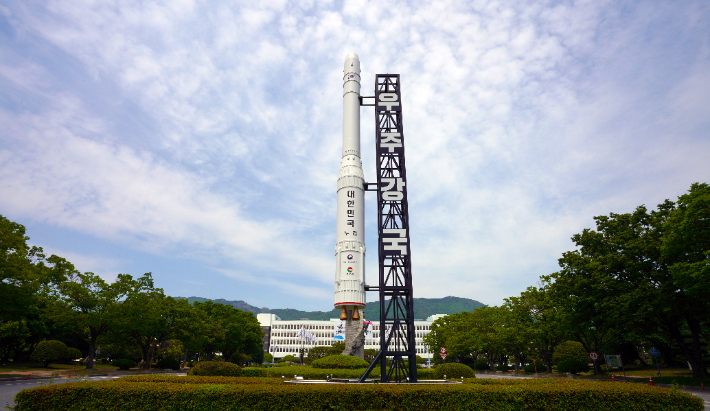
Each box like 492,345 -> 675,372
440,347 -> 447,354
649,347 -> 660,356
440,347 -> 447,360
589,351 -> 599,361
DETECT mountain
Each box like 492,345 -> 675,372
174,296 -> 485,321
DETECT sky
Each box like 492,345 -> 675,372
1,0 -> 708,311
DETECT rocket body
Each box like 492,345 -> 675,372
334,53 -> 366,310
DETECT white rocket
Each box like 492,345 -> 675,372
334,53 -> 365,320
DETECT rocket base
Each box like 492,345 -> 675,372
341,307 -> 365,359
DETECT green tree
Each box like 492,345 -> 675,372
544,184 -> 710,377
661,183 -> 710,376
424,307 -> 511,369
108,289 -> 187,366
191,301 -> 264,364
49,272 -> 151,369
505,286 -> 565,372
30,340 -> 68,367
552,341 -> 588,365
0,215 -> 80,361
0,215 -> 45,322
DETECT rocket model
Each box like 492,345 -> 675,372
335,53 -> 366,344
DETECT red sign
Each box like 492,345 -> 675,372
589,351 -> 599,361
440,347 -> 447,360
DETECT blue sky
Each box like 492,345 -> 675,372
1,0 -> 708,311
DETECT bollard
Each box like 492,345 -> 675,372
649,377 -> 654,386
444,374 -> 446,380
701,383 -> 705,391
611,374 -> 615,382
461,376 -> 464,382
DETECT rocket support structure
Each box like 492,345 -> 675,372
334,53 -> 366,358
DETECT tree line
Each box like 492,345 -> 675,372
0,215 -> 264,369
424,183 -> 710,378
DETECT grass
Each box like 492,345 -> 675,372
0,361 -> 119,373
532,363 -> 710,387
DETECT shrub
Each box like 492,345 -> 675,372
16,377 -> 702,411
552,341 -> 589,365
433,363 -> 475,379
311,355 -> 369,369
114,359 -> 136,370
416,368 -> 434,379
188,361 -> 243,377
495,364 -> 512,371
156,357 -> 181,370
242,367 -> 267,377
474,362 -> 490,371
66,347 -> 82,361
557,359 -> 590,374
30,340 -> 69,367
278,355 -> 299,363
524,360 -> 545,373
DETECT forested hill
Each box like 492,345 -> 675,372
174,296 -> 485,321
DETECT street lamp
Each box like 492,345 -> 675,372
271,345 -> 278,366
528,343 -> 537,373
423,343 -> 430,368
149,338 -> 157,370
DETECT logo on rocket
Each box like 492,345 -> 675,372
347,254 -> 354,260
347,267 -> 353,273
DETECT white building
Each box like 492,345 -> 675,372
257,313 -> 445,360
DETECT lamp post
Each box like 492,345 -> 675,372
528,343 -> 538,374
271,345 -> 278,366
423,343 -> 430,368
149,338 -> 157,370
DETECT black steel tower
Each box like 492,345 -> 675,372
360,74 -> 416,383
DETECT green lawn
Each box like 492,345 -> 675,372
0,361 -> 119,373
544,364 -> 709,387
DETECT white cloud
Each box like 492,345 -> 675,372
1,0 -> 708,308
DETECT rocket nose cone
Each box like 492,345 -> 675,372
344,53 -> 361,74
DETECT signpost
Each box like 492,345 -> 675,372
649,347 -> 663,383
440,347 -> 447,361
605,354 -> 626,377
589,351 -> 599,379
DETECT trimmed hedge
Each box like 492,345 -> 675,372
557,359 -> 590,374
524,360 -> 545,373
15,377 -> 703,410
432,363 -> 475,379
66,347 -> 83,361
113,359 -> 136,370
156,357 -> 181,370
474,362 -> 490,370
30,340 -> 69,367
120,376 -> 284,385
195,365 -> 435,380
188,361 -> 243,377
311,355 -> 369,369
242,367 -> 267,377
